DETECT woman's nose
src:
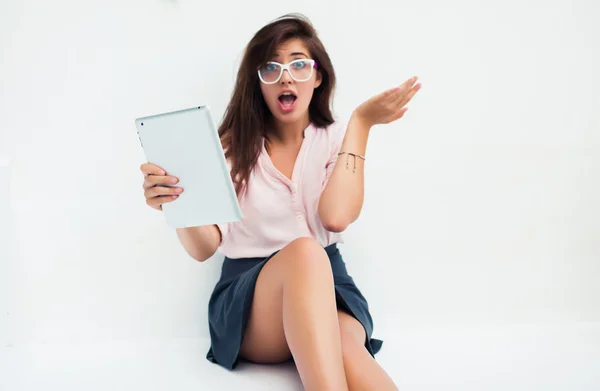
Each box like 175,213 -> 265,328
280,69 -> 293,84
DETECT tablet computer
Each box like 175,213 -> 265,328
135,105 -> 242,228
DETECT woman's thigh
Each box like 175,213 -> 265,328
337,309 -> 367,346
238,237 -> 332,364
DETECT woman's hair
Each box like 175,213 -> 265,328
218,13 -> 336,197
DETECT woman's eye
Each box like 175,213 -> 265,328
265,64 -> 277,71
293,61 -> 307,69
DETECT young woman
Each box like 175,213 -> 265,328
140,13 -> 420,391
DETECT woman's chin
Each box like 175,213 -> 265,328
271,103 -> 309,125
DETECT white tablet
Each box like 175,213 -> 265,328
135,105 -> 242,228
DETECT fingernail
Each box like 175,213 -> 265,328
175,188 -> 183,193
160,171 -> 166,175
170,177 -> 178,183
172,195 -> 178,199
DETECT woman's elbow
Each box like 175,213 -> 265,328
193,254 -> 211,263
188,247 -> 217,263
320,217 -> 350,233
323,222 -> 348,233
318,206 -> 352,232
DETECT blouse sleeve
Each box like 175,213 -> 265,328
215,222 -> 229,246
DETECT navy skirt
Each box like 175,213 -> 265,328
206,243 -> 383,370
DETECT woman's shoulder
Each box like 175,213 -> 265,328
316,115 -> 347,131
312,116 -> 348,148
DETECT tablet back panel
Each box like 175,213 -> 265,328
135,106 -> 242,228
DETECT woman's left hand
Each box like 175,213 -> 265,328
354,76 -> 421,127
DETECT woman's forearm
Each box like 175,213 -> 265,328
176,224 -> 221,262
318,111 -> 372,232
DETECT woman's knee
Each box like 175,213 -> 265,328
282,237 -> 332,273
281,237 -> 333,283
286,236 -> 325,253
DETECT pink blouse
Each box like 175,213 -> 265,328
216,118 -> 348,259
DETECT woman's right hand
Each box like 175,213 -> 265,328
140,163 -> 183,211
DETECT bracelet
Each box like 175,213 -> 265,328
338,151 -> 365,173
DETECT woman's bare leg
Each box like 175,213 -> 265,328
337,310 -> 398,391
239,237 -> 348,391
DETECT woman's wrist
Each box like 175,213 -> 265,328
350,109 -> 374,132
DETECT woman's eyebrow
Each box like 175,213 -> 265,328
271,51 -> 309,61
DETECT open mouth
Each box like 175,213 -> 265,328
278,92 -> 297,108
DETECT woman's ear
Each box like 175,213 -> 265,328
314,70 -> 322,89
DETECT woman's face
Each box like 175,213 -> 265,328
259,38 -> 322,126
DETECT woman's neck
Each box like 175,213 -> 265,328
269,115 -> 310,145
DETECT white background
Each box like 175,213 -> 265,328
1,0 -> 599,390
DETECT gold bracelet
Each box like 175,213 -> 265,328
338,152 -> 365,173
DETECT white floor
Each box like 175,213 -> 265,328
1,322 -> 599,391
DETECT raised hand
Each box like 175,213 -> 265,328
354,76 -> 421,127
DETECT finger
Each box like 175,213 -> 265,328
381,86 -> 400,98
404,76 -> 418,89
390,107 -> 409,122
389,79 -> 419,109
380,78 -> 413,110
373,83 -> 404,104
396,83 -> 421,109
145,185 -> 183,199
143,174 -> 179,190
140,163 -> 166,178
147,194 -> 179,211
390,76 -> 418,104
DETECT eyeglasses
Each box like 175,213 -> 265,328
258,59 -> 318,84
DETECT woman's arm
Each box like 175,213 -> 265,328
176,224 -> 221,262
318,112 -> 371,232
318,76 -> 421,232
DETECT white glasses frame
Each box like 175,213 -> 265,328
257,59 -> 318,84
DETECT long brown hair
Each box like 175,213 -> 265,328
218,13 -> 336,197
